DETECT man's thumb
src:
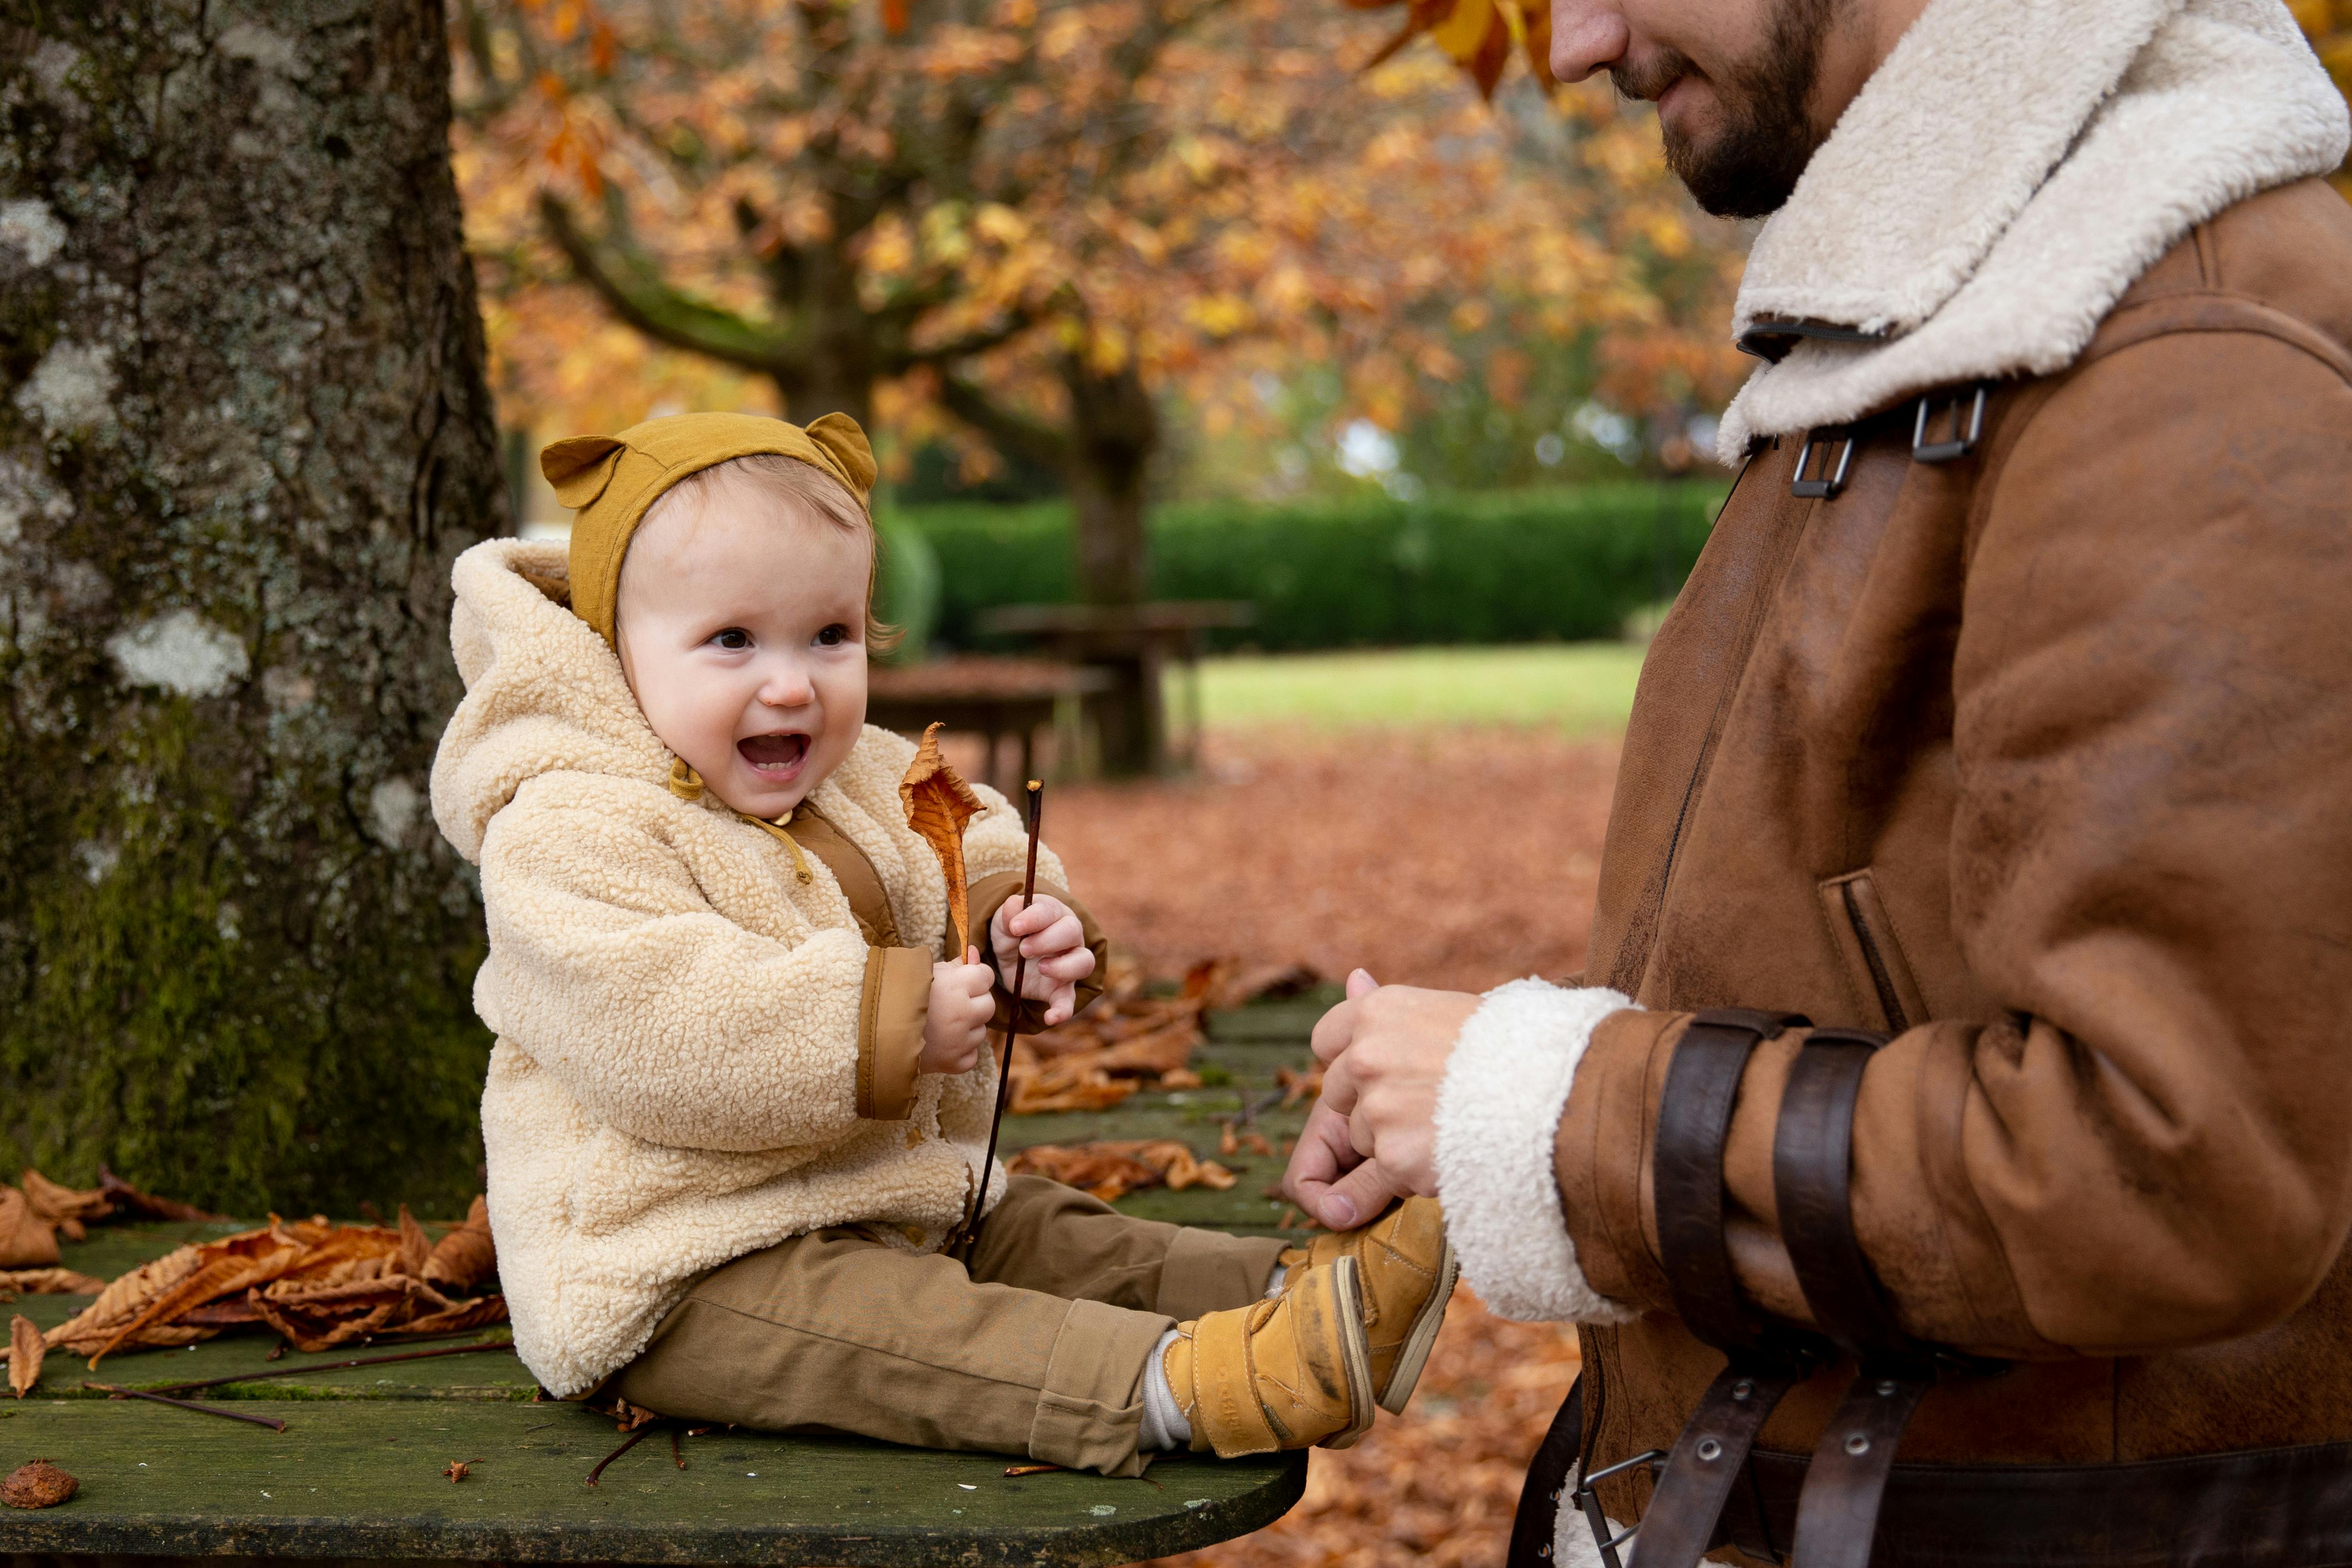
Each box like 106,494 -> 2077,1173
1346,967 -> 1379,1001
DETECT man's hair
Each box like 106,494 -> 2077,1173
636,451 -> 900,653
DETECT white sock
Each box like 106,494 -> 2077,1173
1138,1328 -> 1191,1450
1263,1261 -> 1289,1298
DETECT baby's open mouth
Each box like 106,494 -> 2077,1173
739,732 -> 810,774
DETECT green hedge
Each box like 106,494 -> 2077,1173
884,483 -> 1727,654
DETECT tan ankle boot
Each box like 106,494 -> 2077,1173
1163,1255 -> 1375,1456
1278,1196 -> 1457,1415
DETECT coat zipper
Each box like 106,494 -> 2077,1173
1840,879 -> 1911,1033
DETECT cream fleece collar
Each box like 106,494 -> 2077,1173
1717,0 -> 2350,461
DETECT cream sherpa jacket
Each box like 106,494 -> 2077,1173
430,538 -> 1054,1397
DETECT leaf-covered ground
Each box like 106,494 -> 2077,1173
1051,725 -> 1613,1563
1049,728 -> 1623,992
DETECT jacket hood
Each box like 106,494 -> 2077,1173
1718,0 -> 2349,459
430,538 -> 673,864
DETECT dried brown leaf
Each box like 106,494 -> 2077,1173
0,1188 -> 59,1269
8,1314 -> 42,1397
899,721 -> 984,955
444,1460 -> 470,1483
19,1169 -> 109,1226
422,1194 -> 497,1290
395,1294 -> 511,1338
1007,1140 -> 1236,1201
397,1205 -> 433,1278
97,1167 -> 217,1223
1,1459 -> 77,1510
0,1269 -> 104,1295
76,1224 -> 310,1365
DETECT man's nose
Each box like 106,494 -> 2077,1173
1550,0 -> 1630,82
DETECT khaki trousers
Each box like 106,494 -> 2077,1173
609,1176 -> 1287,1476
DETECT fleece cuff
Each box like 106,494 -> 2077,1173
1434,979 -> 1640,1324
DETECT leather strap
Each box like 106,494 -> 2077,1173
1655,1008 -> 1807,1353
1775,1024 -> 1953,1568
1630,1363 -> 1806,1568
1507,1376 -> 1583,1568
1795,1367 -> 1935,1568
1639,1009 -> 1812,1568
1773,1027 -> 1905,1355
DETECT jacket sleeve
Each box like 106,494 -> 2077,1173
1544,328 -> 2352,1359
476,789 -> 875,1153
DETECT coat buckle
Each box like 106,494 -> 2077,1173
1911,385 -> 1987,463
1791,429 -> 1855,499
1572,1448 -> 1668,1568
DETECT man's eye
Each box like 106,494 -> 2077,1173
815,624 -> 848,647
712,628 -> 751,650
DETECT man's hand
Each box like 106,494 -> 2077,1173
990,893 -> 1095,1027
921,950 -> 996,1075
1283,969 -> 1481,1230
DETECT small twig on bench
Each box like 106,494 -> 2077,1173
144,1340 -> 517,1396
1231,1086 -> 1283,1132
586,1422 -> 658,1487
1005,1463 -> 1062,1476
671,1425 -> 686,1469
85,1382 -> 287,1432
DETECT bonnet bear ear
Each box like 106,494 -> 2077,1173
803,412 -> 878,504
540,435 -> 627,510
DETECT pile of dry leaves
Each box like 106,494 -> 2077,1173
1006,1140 -> 1240,1203
5,1196 -> 504,1400
1007,957 -> 1320,1115
1,1167 -> 213,1283
1143,1288 -> 1582,1568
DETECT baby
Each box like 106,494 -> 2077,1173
429,411 -> 1454,1474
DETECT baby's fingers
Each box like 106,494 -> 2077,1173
1017,913 -> 1086,961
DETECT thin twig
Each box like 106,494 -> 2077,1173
86,1382 -> 287,1432
586,1422 -> 657,1487
955,781 -> 1045,1254
671,1425 -> 686,1469
1005,1463 -> 1061,1476
143,1340 -> 517,1396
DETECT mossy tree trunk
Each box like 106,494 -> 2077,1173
0,0 -> 508,1215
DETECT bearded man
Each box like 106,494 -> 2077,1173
1283,1 -> 2352,1564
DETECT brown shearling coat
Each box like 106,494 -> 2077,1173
1554,179 -> 2352,1518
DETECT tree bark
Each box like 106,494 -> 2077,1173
0,0 -> 508,1214
1061,356 -> 1160,773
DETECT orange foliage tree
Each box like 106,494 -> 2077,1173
2293,0 -> 2352,195
450,0 -> 1745,508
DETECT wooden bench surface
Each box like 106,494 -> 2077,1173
0,1002 -> 1331,1566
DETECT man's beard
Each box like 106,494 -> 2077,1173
1613,0 -> 1837,219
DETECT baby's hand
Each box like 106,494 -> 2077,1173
921,950 -> 995,1076
990,894 -> 1096,1027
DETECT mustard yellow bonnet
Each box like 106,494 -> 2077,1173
539,410 -> 879,646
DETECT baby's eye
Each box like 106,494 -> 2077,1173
711,628 -> 751,651
814,623 -> 849,647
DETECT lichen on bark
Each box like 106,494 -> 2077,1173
0,1 -> 510,1214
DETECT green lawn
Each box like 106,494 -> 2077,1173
1173,642 -> 1647,734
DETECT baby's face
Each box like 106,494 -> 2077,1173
615,496 -> 870,820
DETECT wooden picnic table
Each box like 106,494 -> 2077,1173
866,657 -> 1114,795
0,1000 -> 1335,1568
974,603 -> 1256,776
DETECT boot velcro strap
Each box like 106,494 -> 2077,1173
1185,1300 -> 1282,1457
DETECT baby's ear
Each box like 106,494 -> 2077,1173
540,435 -> 626,509
804,413 -> 877,502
